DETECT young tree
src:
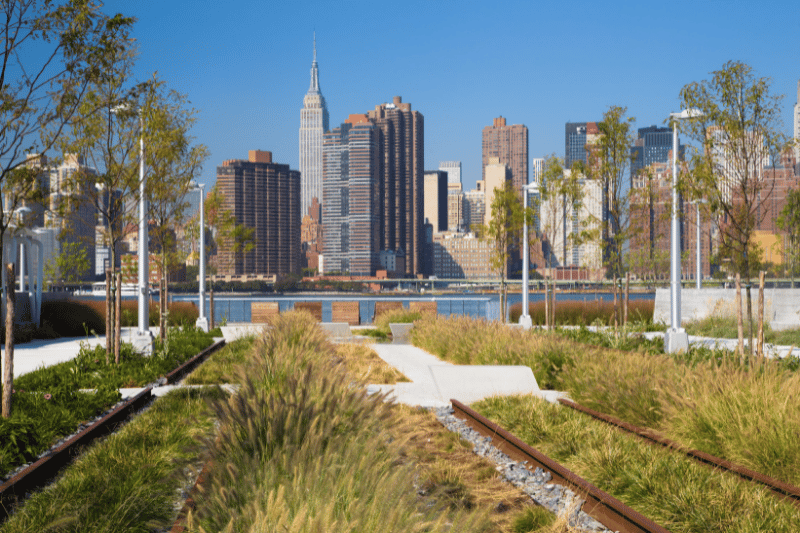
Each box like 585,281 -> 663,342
538,155 -> 584,326
1,0 -> 132,417
43,240 -> 90,285
475,180 -> 524,322
679,60 -> 791,352
777,188 -> 800,288
584,106 -> 637,326
585,106 -> 637,278
144,86 -> 208,339
185,184 -> 255,276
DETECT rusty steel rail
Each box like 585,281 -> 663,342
165,338 -> 226,384
450,399 -> 671,533
558,398 -> 800,507
0,387 -> 154,522
0,338 -> 226,524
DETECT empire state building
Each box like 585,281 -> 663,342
299,36 -> 329,218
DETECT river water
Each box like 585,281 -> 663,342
169,291 -> 655,325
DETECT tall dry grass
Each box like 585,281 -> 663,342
186,311 -> 493,533
508,299 -> 655,326
411,315 -> 800,486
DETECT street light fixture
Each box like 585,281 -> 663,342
190,181 -> 208,332
665,108 -> 703,353
112,103 -> 153,354
519,182 -> 538,329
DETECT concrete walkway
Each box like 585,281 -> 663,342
642,331 -> 799,358
1,327 -> 160,379
366,342 -> 564,408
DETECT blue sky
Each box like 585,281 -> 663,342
105,0 -> 800,192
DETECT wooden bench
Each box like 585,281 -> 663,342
251,302 -> 279,323
332,301 -> 360,325
294,301 -> 323,321
409,301 -> 437,317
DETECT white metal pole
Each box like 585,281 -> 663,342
670,123 -> 681,331
138,113 -> 148,334
522,187 -> 529,319
199,185 -> 205,320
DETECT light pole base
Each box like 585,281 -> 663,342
195,317 -> 209,333
518,315 -> 533,330
132,330 -> 154,356
664,328 -> 689,354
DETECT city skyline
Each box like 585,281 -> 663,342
100,0 -> 799,193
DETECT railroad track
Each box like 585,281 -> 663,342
557,398 -> 800,507
0,339 -> 226,524
450,399 -> 671,533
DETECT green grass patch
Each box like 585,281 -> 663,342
1,328 -> 215,479
0,388 -> 120,478
14,327 -> 215,391
685,314 -> 800,347
0,387 -> 225,533
183,336 -> 256,385
476,395 -> 800,533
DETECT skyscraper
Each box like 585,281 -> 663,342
482,117 -> 528,193
322,115 -> 380,276
565,122 -> 599,168
299,35 -> 329,219
367,96 -> 424,275
216,150 -> 301,276
630,126 -> 683,183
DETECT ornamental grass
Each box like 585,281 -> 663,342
184,310 -> 497,533
476,395 -> 800,533
508,299 -> 655,326
411,314 -> 800,488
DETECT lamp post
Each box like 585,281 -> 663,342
112,104 -> 153,354
519,182 -> 537,329
191,182 -> 208,332
665,108 -> 702,353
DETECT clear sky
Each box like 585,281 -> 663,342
104,0 -> 800,192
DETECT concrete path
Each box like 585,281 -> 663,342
642,331 -> 798,358
367,342 -> 564,408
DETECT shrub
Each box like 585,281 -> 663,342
374,308 -> 422,336
508,299 -> 655,326
40,299 -> 106,336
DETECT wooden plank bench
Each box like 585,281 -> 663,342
251,302 -> 279,323
294,301 -> 323,321
332,301 -> 360,325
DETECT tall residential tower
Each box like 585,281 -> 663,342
299,36 -> 329,218
482,117 -> 528,193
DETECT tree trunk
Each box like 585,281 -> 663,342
115,271 -> 121,365
757,271 -> 765,360
735,273 -> 744,361
2,264 -> 15,418
105,269 -> 112,362
550,275 -> 556,326
624,272 -> 630,327
209,279 -> 215,330
613,277 -> 618,329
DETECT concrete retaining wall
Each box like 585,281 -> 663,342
654,288 -> 800,330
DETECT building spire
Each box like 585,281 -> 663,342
308,33 -> 320,94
